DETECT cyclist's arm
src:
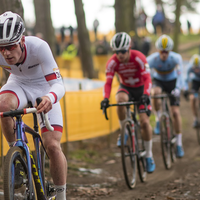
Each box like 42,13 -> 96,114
175,54 -> 184,90
184,65 -> 192,90
37,41 -> 65,104
103,59 -> 116,99
137,53 -> 152,96
146,53 -> 157,80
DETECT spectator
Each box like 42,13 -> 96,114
60,26 -> 65,42
68,25 -> 74,43
152,4 -> 165,35
93,19 -> 99,41
187,20 -> 191,34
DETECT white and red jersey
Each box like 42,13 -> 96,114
0,36 -> 65,104
104,50 -> 152,99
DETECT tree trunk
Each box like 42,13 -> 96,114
74,0 -> 95,79
0,0 -> 24,16
173,0 -> 182,52
33,0 -> 56,56
0,0 -> 24,86
115,0 -> 130,33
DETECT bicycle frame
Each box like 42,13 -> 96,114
152,94 -> 173,141
14,113 -> 46,197
1,102 -> 54,200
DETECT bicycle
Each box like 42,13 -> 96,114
3,97 -> 56,200
184,90 -> 200,145
103,100 -> 147,189
151,94 -> 177,170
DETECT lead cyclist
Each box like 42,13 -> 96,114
0,11 -> 67,200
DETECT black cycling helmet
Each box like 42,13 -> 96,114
0,11 -> 25,46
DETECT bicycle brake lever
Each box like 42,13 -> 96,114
103,107 -> 109,120
36,97 -> 54,131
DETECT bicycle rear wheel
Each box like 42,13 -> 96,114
169,118 -> 177,163
4,146 -> 37,200
135,124 -> 147,182
121,119 -> 137,189
160,115 -> 172,169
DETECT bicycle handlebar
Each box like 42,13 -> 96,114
103,101 -> 142,120
0,107 -> 54,132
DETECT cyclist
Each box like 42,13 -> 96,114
100,32 -> 155,173
0,11 -> 67,200
184,54 -> 200,128
147,34 -> 184,158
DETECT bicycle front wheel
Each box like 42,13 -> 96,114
4,146 -> 37,200
135,124 -> 147,183
121,119 -> 137,189
160,115 -> 172,169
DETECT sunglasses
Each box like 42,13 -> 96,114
0,44 -> 19,52
160,50 -> 169,54
115,50 -> 128,54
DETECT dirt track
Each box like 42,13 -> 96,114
67,95 -> 200,200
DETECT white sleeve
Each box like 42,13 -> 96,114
37,40 -> 65,103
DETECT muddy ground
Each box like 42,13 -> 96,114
66,96 -> 200,200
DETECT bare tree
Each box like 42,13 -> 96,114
0,0 -> 24,16
0,0 -> 24,86
173,0 -> 182,52
74,0 -> 96,78
33,0 -> 56,56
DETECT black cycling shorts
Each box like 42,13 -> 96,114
116,84 -> 151,116
153,78 -> 180,106
191,80 -> 200,92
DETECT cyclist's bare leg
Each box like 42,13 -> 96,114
139,113 -> 153,158
139,113 -> 152,141
116,92 -> 129,121
170,106 -> 182,134
151,86 -> 162,111
0,93 -> 18,143
42,130 -> 67,185
189,94 -> 198,119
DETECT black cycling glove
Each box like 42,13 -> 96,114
100,98 -> 109,110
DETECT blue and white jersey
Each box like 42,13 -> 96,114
184,62 -> 200,90
147,51 -> 184,90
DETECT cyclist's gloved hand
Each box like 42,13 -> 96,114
183,90 -> 189,100
171,88 -> 180,97
100,98 -> 109,110
140,94 -> 150,105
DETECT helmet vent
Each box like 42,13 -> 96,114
115,34 -> 122,48
6,19 -> 13,38
0,25 -> 3,39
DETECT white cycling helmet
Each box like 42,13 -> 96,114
190,54 -> 200,67
0,11 -> 25,46
155,34 -> 174,51
110,32 -> 131,51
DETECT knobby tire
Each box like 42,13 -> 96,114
121,119 -> 137,189
4,146 -> 38,200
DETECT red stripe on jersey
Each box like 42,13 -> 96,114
41,125 -> 63,133
45,73 -> 57,81
50,92 -> 57,103
0,90 -> 20,108
117,88 -> 129,94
